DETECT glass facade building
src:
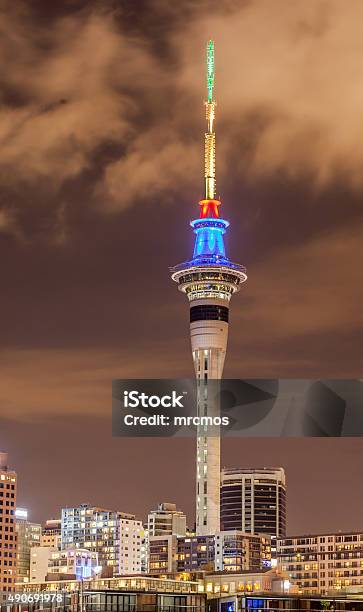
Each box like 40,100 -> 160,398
221,468 -> 286,539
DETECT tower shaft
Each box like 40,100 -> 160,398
192,302 -> 228,535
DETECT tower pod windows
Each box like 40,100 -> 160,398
190,305 -> 229,323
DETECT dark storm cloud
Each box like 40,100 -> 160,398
0,3 -> 142,192
0,0 -> 363,533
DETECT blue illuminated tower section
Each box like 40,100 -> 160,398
171,41 -> 247,535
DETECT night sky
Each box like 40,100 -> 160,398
0,0 -> 363,534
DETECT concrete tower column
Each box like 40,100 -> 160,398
190,298 -> 228,534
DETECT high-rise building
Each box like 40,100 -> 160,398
40,518 -> 61,548
15,508 -> 41,583
171,41 -> 247,536
277,532 -> 363,595
0,452 -> 17,593
147,503 -> 186,537
221,468 -> 287,540
61,504 -> 143,576
119,514 -> 143,575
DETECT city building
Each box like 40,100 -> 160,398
47,548 -> 99,581
148,503 -> 186,537
149,535 -> 178,574
0,452 -> 17,593
61,503 -> 143,576
15,508 -> 41,583
150,532 -> 271,575
177,535 -> 215,573
119,514 -> 143,575
141,527 -> 149,573
29,546 -> 56,583
171,40 -> 247,536
40,518 -> 61,548
18,573 -> 363,612
28,545 -> 100,583
221,468 -> 287,542
212,594 -> 363,612
146,505 -> 189,574
214,532 -> 271,573
204,567 -> 292,598
277,531 -> 363,595
20,575 -> 206,611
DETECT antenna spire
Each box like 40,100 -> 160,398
207,39 -> 214,103
204,40 -> 216,200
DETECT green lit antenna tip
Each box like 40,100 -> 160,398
206,39 -> 214,103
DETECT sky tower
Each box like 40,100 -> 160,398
171,41 -> 247,535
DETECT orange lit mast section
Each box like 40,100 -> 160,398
200,40 -> 220,220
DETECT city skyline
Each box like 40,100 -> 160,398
3,450 -> 363,596
2,440 -> 363,537
1,0 -> 363,542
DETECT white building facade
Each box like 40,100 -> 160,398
61,504 -> 144,576
277,531 -> 363,595
147,503 -> 186,538
119,516 -> 143,575
30,546 -> 56,583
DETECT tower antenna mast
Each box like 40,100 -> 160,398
205,40 -> 216,200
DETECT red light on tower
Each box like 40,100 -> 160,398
199,199 -> 221,219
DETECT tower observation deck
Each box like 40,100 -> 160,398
171,41 -> 247,536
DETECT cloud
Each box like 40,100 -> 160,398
255,228 -> 361,330
0,6 -> 143,185
226,222 -> 363,377
0,207 -> 23,240
101,131 -> 200,210
179,0 -> 363,189
2,0 -> 363,239
1,222 -> 361,421
0,345 -> 187,419
0,209 -> 11,232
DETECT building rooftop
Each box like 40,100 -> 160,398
278,531 -> 363,541
206,568 -> 273,576
222,467 -> 285,473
